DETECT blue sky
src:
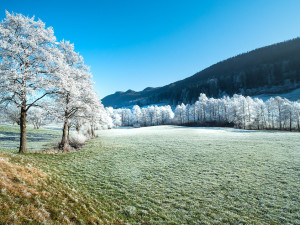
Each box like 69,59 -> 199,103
1,0 -> 300,98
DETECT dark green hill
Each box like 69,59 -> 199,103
102,38 -> 300,108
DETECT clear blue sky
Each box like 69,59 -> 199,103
1,0 -> 300,98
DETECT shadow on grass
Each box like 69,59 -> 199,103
0,131 -> 57,141
0,131 -> 58,150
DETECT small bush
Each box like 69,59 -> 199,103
69,132 -> 87,149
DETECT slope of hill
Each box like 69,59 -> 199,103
102,38 -> 300,108
0,152 -> 120,224
253,87 -> 300,101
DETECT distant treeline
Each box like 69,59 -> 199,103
104,94 -> 300,131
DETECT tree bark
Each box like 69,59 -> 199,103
67,124 -> 71,141
278,106 -> 282,130
289,111 -> 292,131
19,106 -> 27,153
91,125 -> 95,138
60,94 -> 70,151
60,119 -> 69,150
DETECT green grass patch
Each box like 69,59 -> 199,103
1,126 -> 300,224
0,125 -> 60,152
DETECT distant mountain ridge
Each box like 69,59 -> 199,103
102,38 -> 300,108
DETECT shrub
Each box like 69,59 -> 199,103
69,132 -> 87,149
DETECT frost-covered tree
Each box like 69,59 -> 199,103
292,101 -> 300,131
252,98 -> 265,129
175,103 -> 186,125
0,12 -> 63,153
86,91 -> 105,136
184,104 -> 190,124
106,107 -> 122,127
274,96 -> 284,130
140,107 -> 148,126
103,93 -> 299,131
121,108 -> 132,126
221,96 -> 230,123
160,105 -> 174,125
28,107 -> 47,129
3,105 -> 20,125
147,106 -> 156,126
52,40 -> 93,150
266,98 -> 277,129
198,93 -> 208,123
132,105 -> 142,126
113,111 -> 122,127
281,99 -> 293,131
153,106 -> 160,125
53,40 -> 104,150
102,107 -> 115,129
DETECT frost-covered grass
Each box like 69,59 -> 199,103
1,126 -> 300,224
0,125 -> 59,152
0,152 -> 121,224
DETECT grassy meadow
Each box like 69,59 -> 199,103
0,125 -> 299,224
0,125 -> 59,151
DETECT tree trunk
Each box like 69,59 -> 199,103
60,94 -> 70,151
67,124 -> 71,141
272,112 -> 274,129
19,107 -> 27,153
224,106 -> 228,122
278,108 -> 282,130
289,111 -> 292,131
91,125 -> 95,138
60,119 -> 69,150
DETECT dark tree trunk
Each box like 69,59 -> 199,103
278,108 -> 282,130
19,106 -> 27,153
289,111 -> 292,131
67,124 -> 71,141
60,94 -> 70,151
60,119 -> 69,150
90,125 -> 95,138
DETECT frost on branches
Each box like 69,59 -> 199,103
53,40 -> 102,151
107,94 -> 300,131
0,12 -> 104,153
0,12 -> 63,152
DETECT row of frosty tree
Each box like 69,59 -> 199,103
0,12 -> 104,153
105,94 -> 300,131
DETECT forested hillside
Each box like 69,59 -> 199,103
102,38 -> 300,108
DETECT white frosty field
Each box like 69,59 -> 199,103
1,125 -> 300,224
91,126 -> 300,223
